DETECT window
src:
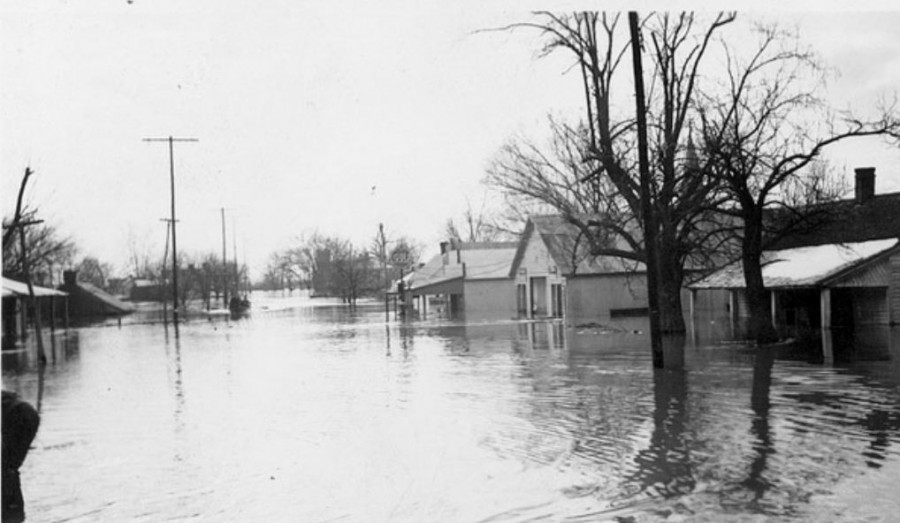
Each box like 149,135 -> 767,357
516,284 -> 528,316
551,284 -> 564,318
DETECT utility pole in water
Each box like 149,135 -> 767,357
379,223 -> 389,323
221,207 -> 228,308
628,12 -> 663,367
144,136 -> 198,324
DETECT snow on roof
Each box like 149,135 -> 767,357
407,253 -> 463,290
459,247 -> 517,280
690,239 -> 898,289
407,242 -> 517,290
2,277 -> 68,298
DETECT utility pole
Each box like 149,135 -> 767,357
144,136 -> 198,324
232,217 -> 239,296
221,207 -> 228,308
379,223 -> 389,322
159,218 -> 174,325
629,12 -> 663,367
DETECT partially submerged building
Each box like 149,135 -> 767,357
689,168 -> 900,360
58,270 -> 135,319
405,241 -> 518,320
128,278 -> 165,302
2,276 -> 68,342
509,215 -> 648,324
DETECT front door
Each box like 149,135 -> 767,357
530,277 -> 547,317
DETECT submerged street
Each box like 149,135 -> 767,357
3,293 -> 900,522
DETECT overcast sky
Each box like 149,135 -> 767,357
3,3 -> 900,279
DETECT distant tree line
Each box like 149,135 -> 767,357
261,229 -> 422,305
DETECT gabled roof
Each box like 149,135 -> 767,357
2,277 -> 67,298
510,215 -> 643,277
689,239 -> 899,290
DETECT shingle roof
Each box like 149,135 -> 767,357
511,215 -> 644,277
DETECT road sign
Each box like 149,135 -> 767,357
390,248 -> 411,266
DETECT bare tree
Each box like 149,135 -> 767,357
370,224 -> 423,309
443,193 -> 510,243
267,232 -> 383,301
699,23 -> 900,342
125,226 -> 158,280
75,256 -> 115,289
3,207 -> 77,285
504,12 -> 735,332
328,239 -> 377,305
485,117 -> 635,258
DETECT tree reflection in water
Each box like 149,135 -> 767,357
744,346 -> 775,501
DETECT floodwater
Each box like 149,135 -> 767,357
3,293 -> 900,522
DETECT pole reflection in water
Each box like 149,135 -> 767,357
399,324 -> 412,356
165,332 -> 186,440
622,365 -> 694,500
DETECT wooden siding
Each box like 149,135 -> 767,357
516,231 -> 567,318
463,279 -> 516,320
831,257 -> 890,288
517,232 -> 565,283
891,253 -> 900,325
566,274 -> 647,324
853,287 -> 889,326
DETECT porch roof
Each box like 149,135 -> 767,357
689,239 -> 899,290
406,253 -> 462,294
407,242 -> 516,294
2,277 -> 68,298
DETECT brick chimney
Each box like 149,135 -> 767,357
855,167 -> 876,203
63,270 -> 78,286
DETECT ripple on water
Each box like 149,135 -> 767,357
6,300 -> 900,522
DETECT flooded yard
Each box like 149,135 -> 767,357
4,293 -> 900,522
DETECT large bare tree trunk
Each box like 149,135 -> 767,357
741,212 -> 778,344
658,253 -> 687,333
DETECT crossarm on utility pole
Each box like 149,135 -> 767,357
143,136 -> 198,325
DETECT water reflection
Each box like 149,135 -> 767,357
624,367 -> 694,500
3,297 -> 900,522
166,333 -> 186,441
745,346 -> 775,500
